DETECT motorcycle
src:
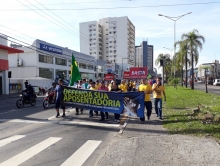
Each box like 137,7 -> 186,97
16,92 -> 37,109
38,87 -> 46,96
43,91 -> 55,109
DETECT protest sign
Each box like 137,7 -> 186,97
63,86 -> 145,118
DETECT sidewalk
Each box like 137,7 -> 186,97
97,113 -> 220,166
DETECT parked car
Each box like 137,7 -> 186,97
213,79 -> 220,86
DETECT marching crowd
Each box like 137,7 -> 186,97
54,77 -> 166,123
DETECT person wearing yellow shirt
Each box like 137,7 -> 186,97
89,82 -> 98,117
138,79 -> 152,122
95,80 -> 101,89
152,77 -> 166,120
119,79 -> 128,92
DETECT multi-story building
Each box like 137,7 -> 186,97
135,41 -> 154,74
80,16 -> 135,78
9,39 -> 97,81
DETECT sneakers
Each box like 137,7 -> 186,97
99,118 -> 105,121
56,113 -> 60,118
89,115 -> 93,118
114,119 -> 120,123
62,113 -> 66,117
147,116 -> 150,120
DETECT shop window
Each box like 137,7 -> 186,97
39,54 -> 53,64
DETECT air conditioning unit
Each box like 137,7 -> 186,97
17,58 -> 23,66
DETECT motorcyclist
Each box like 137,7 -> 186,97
48,82 -> 57,92
22,84 -> 34,102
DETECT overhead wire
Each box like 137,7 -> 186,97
16,0 -> 90,44
0,0 -> 127,7
1,1 -> 219,10
0,33 -> 95,63
33,0 -> 89,40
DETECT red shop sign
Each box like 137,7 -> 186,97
105,74 -> 114,81
129,67 -> 148,79
123,71 -> 130,79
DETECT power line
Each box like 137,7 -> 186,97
0,24 -> 36,40
0,28 -> 33,43
0,0 -> 127,7
16,0 -> 90,44
0,33 -> 95,63
33,0 -> 89,40
1,1 -> 219,10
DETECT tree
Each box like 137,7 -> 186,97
181,29 -> 205,89
155,53 -> 172,79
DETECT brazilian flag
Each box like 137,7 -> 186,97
69,54 -> 81,86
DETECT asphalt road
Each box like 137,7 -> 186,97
194,82 -> 220,95
0,96 -> 121,166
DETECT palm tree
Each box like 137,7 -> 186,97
155,53 -> 172,80
181,29 -> 205,89
175,40 -> 191,87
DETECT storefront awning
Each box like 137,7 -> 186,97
0,45 -> 24,54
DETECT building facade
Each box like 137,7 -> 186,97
80,16 -> 135,79
9,39 -> 97,81
135,41 -> 154,74
0,35 -> 23,95
198,60 -> 220,79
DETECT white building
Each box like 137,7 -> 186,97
0,35 -> 24,95
9,39 -> 96,84
135,41 -> 154,74
80,16 -> 135,78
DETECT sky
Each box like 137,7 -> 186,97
0,0 -> 220,73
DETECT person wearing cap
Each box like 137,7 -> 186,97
89,82 -> 98,117
54,79 -> 66,117
98,81 -> 109,121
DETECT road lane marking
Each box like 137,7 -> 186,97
59,121 -> 120,128
0,137 -> 62,166
0,119 -> 52,124
46,108 -> 75,120
0,135 -> 26,148
0,110 -> 20,115
61,140 -> 102,166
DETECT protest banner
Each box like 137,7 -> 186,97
63,86 -> 145,118
123,71 -> 130,79
129,67 -> 148,79
104,74 -> 114,81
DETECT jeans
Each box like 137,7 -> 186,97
101,112 -> 108,119
140,101 -> 152,121
154,98 -> 162,118
114,113 -> 120,120
89,110 -> 93,116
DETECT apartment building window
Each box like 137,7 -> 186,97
110,46 -> 112,48
109,32 -> 112,34
110,50 -> 112,53
89,34 -> 92,37
93,34 -> 96,36
114,50 -> 116,53
55,57 -> 67,66
106,29 -> 108,31
113,31 -> 116,34
106,43 -> 108,44
39,54 -> 53,64
106,51 -> 108,53
106,56 -> 109,57
114,55 -> 117,57
109,41 -> 112,43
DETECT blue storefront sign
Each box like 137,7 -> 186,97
39,43 -> 63,54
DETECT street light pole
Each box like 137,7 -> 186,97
159,12 -> 192,79
121,57 -> 127,79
